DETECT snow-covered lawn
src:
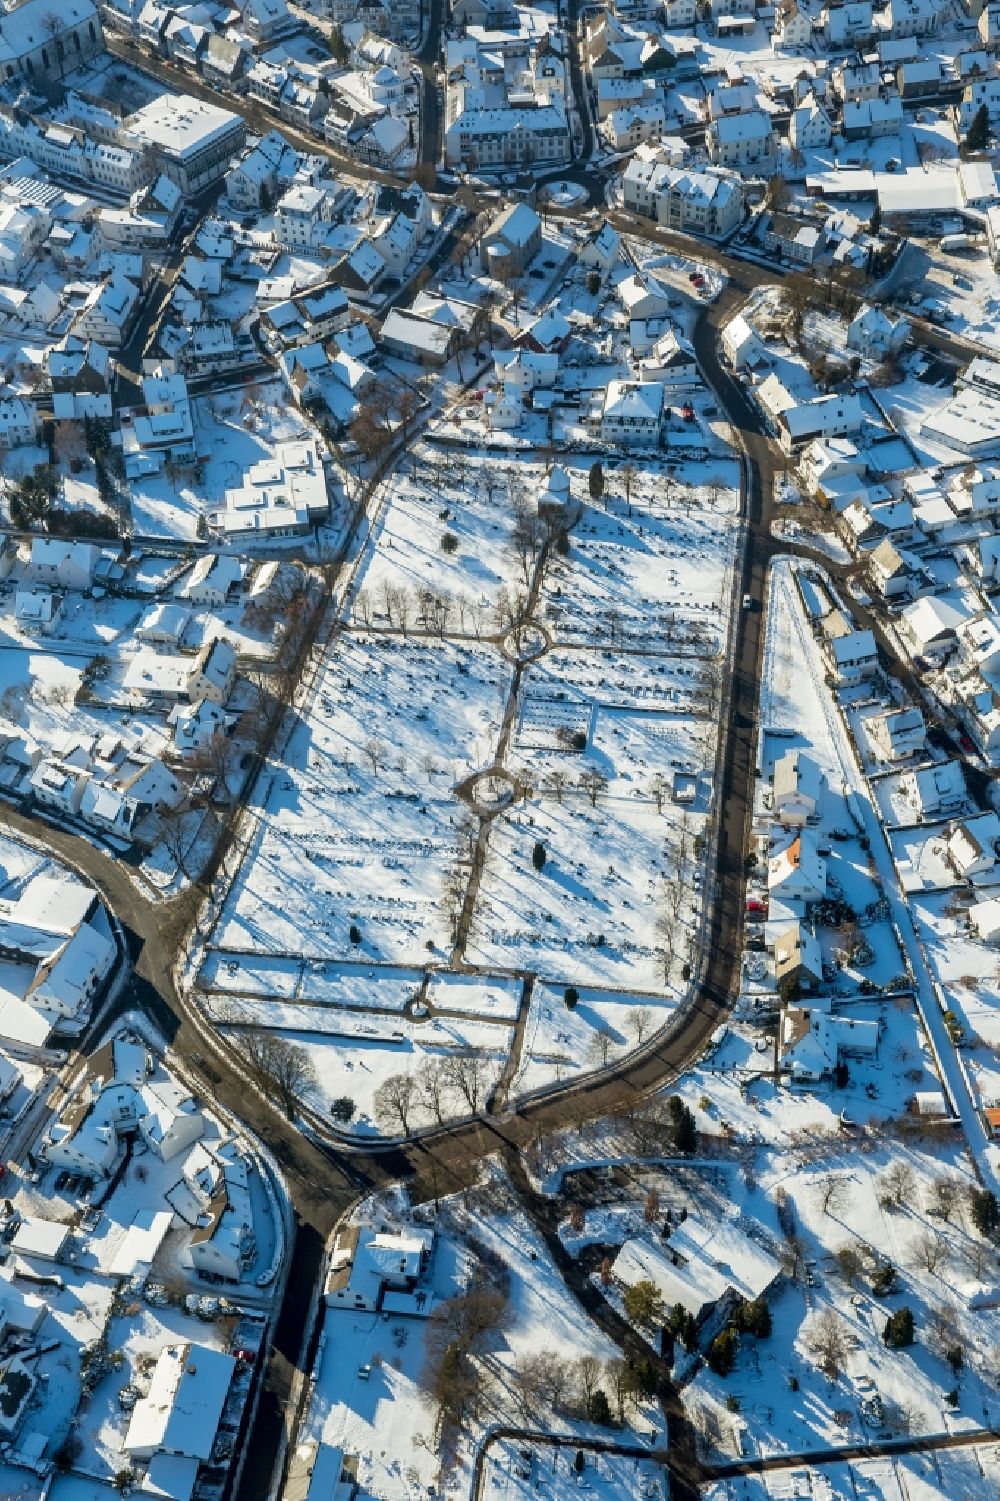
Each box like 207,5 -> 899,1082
197,440 -> 739,1132
211,633 -> 509,962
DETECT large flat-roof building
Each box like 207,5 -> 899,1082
121,94 -> 246,196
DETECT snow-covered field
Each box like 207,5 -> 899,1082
196,446 -> 739,1132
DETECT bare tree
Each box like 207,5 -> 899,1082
877,1160 -> 916,1209
815,1176 -> 850,1218
441,1049 -> 491,1114
373,1072 -> 418,1136
363,738 -> 387,777
808,1309 -> 847,1379
574,1353 -> 603,1411
628,1007 -> 654,1047
232,1030 -> 317,1118
927,1175 -> 962,1223
416,1058 -> 449,1125
580,769 -> 609,807
158,804 -> 199,883
587,1025 -> 614,1067
912,1230 -> 949,1275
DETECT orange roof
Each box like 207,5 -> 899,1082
984,1107 -> 1000,1130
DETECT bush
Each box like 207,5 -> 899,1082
532,841 -> 546,872
564,986 -> 579,1009
572,730 -> 588,750
441,532 -> 459,553
623,1279 -> 665,1328
883,1306 -> 914,1348
706,1328 -> 738,1376
872,1263 -> 897,1297
738,1297 -> 771,1338
668,1094 -> 697,1153
331,1097 -> 355,1122
349,923 -> 362,945
587,1389 -> 612,1424
969,1187 -> 1000,1237
725,1394 -> 740,1412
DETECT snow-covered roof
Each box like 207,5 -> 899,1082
123,94 -> 241,162
125,1342 -> 235,1461
613,1223 -> 780,1319
902,595 -> 967,648
11,1216 -> 70,1260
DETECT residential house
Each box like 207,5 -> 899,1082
622,156 -> 745,238
706,111 -> 777,172
947,812 -> 1000,880
780,1001 -> 879,1082
773,0 -> 814,48
178,553 -> 243,607
600,381 -> 664,446
868,705 -> 927,761
772,749 -> 822,826
72,273 -> 140,349
900,595 -> 967,660
324,1222 -> 434,1310
847,304 -> 909,360
28,539 -> 101,591
0,398 -> 39,450
124,1342 -> 235,1472
167,1138 -> 257,1283
888,0 -> 939,35
773,921 -> 824,993
611,1223 -> 780,1339
901,760 -> 968,820
825,623 -> 879,683
764,212 -> 825,265
721,312 -> 769,371
789,95 -> 833,149
768,828 -> 827,903
842,95 -> 904,138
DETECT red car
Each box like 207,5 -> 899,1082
746,898 -> 768,915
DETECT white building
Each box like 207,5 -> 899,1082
125,1342 -> 235,1471
28,539 -> 101,591
324,1221 -> 434,1310
789,95 -> 833,150
721,312 -> 769,371
772,750 -> 822,826
168,1138 -> 257,1283
622,155 -> 745,238
947,813 -> 1000,880
612,1222 -> 780,1334
72,273 -> 140,350
600,380 -> 664,446
45,1039 -> 204,1179
210,439 -> 328,541
868,705 -> 927,761
121,94 -> 246,195
0,398 -> 39,450
706,111 -> 777,172
768,828 -> 827,904
847,304 -> 909,360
